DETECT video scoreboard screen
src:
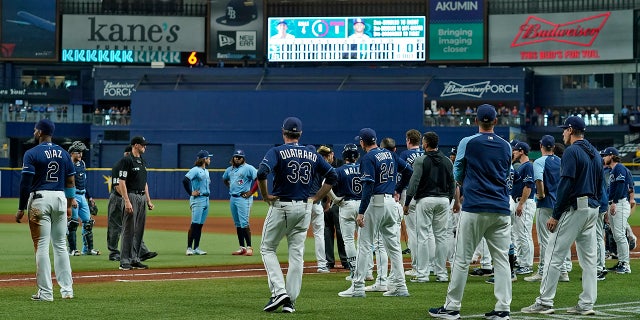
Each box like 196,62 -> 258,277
267,16 -> 426,62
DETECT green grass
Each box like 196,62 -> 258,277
1,198 -> 640,319
1,263 -> 640,319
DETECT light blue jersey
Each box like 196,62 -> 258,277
223,163 -> 258,196
185,166 -> 211,197
533,155 -> 560,209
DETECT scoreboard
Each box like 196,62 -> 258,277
267,16 -> 426,62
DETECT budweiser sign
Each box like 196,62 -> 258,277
511,12 -> 610,47
440,81 -> 518,98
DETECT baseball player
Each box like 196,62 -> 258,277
511,142 -> 535,275
339,128 -> 413,298
107,145 -> 157,262
429,104 -> 512,320
602,147 -> 632,274
399,129 -> 426,277
15,119 -> 75,301
524,135 -> 562,282
258,117 -> 337,313
404,131 -> 455,283
307,145 -> 332,273
522,116 -> 603,316
66,141 -> 101,256
183,150 -> 213,256
222,149 -> 258,256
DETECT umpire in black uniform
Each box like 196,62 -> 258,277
116,136 -> 155,270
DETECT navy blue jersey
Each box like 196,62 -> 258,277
22,142 -> 75,191
553,140 -> 603,218
73,160 -> 88,191
608,163 -> 628,203
511,161 -> 535,200
260,143 -> 335,200
533,155 -> 561,209
360,148 -> 412,195
333,163 -> 362,200
454,133 -> 511,215
625,166 -> 634,201
309,171 -> 322,195
399,148 -> 424,167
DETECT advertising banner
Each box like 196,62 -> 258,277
489,10 -> 633,63
0,0 -> 58,61
426,78 -> 524,100
208,0 -> 263,62
266,16 -> 426,62
428,0 -> 486,62
96,80 -> 138,100
62,15 -> 205,53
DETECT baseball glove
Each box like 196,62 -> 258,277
89,202 -> 99,216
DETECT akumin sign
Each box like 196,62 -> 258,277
489,10 -> 633,63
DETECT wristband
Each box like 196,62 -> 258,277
64,187 -> 76,198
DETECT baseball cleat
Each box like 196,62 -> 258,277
186,248 -> 194,256
31,294 -> 53,302
282,301 -> 295,313
404,268 -> 417,277
317,267 -> 330,273
69,250 -> 80,256
614,262 -> 631,274
193,248 -> 207,255
566,305 -> 595,315
515,266 -> 533,275
131,262 -> 149,269
364,283 -> 388,292
338,285 -> 365,298
62,293 -> 74,299
232,247 -> 247,255
484,310 -> 510,320
559,272 -> 570,282
263,293 -> 290,312
140,251 -> 158,261
524,273 -> 543,282
428,306 -> 460,319
597,270 -> 606,281
521,302 -> 554,314
410,277 -> 429,283
119,264 -> 132,270
382,288 -> 410,297
244,247 -> 253,256
470,268 -> 494,277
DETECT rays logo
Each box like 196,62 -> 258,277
219,34 -> 235,47
440,81 -> 519,98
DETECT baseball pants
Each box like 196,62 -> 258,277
445,211 -> 512,313
537,201 -> 597,309
71,193 -> 91,253
512,198 -> 535,268
260,200 -> 311,303
338,200 -> 360,271
415,196 -> 450,281
311,202 -> 327,269
535,207 -> 572,275
120,193 -> 147,265
28,191 -> 74,300
609,199 -> 631,264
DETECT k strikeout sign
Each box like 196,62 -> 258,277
489,10 -> 632,63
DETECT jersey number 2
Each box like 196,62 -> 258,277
47,161 -> 59,182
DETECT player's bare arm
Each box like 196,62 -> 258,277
535,180 -> 545,199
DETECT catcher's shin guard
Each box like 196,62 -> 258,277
82,219 -> 96,251
67,219 -> 79,252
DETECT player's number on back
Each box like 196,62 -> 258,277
351,177 -> 362,194
287,161 -> 312,184
379,162 -> 395,183
46,161 -> 59,182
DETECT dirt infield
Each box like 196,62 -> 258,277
0,214 -> 638,288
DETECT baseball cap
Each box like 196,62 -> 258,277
35,119 -> 55,136
476,104 -> 497,123
282,117 -> 302,132
356,128 -> 377,144
130,136 -> 147,146
124,145 -> 132,153
540,135 -> 555,148
450,147 -> 457,156
233,149 -> 245,158
216,0 -> 258,26
353,18 -> 365,24
559,116 -> 586,131
277,19 -> 287,26
514,142 -> 530,154
509,139 -> 520,148
196,150 -> 213,159
601,147 -> 619,156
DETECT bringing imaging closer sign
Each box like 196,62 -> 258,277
489,10 -> 633,63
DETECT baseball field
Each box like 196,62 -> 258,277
1,198 -> 639,319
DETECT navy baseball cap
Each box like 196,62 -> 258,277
282,117 -> 302,132
216,0 -> 258,26
131,136 -> 147,146
509,139 -> 520,148
353,18 -> 365,24
540,135 -> 555,148
559,116 -> 586,131
356,128 -> 377,144
196,150 -> 213,159
476,104 -> 497,123
514,142 -> 530,154
277,19 -> 287,26
35,119 -> 55,136
601,147 -> 619,156
233,149 -> 245,158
